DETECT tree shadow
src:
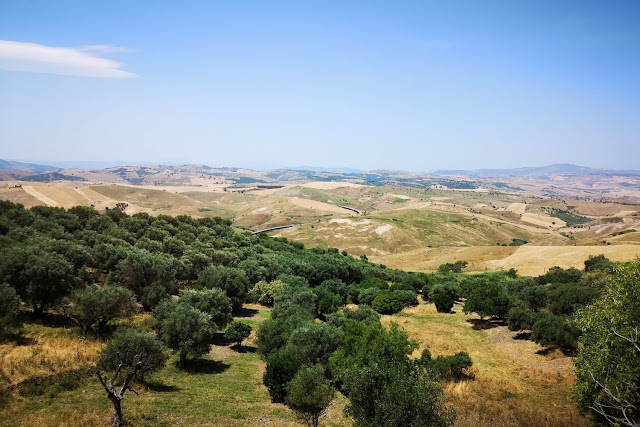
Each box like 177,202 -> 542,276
24,311 -> 73,328
178,358 -> 230,375
0,332 -> 37,346
513,332 -> 531,341
231,344 -> 257,354
467,319 -> 497,330
536,346 -> 576,357
211,332 -> 232,346
235,306 -> 259,318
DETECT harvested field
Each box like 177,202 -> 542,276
286,197 -> 358,215
22,186 -> 59,207
506,202 -> 527,215
0,187 -> 41,208
521,212 -> 566,228
486,244 -> 640,276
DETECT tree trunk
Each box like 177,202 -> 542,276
110,396 -> 124,427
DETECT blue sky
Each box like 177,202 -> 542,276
1,1 -> 639,171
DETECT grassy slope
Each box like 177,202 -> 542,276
0,307 -> 349,427
1,300 -> 591,427
384,302 -> 589,427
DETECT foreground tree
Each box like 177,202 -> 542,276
574,260 -> 640,425
463,282 -> 510,320
96,328 -> 168,426
286,365 -> 335,427
344,362 -> 454,427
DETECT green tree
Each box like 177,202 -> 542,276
263,347 -> 303,403
67,285 -> 137,334
344,362 -> 454,427
181,288 -> 232,331
288,323 -> 342,365
96,328 -> 168,427
463,282 -> 510,320
574,260 -> 640,425
531,312 -> 579,350
371,290 -> 404,315
433,292 -> 454,313
0,283 -> 21,334
224,321 -> 252,346
286,365 -> 335,427
153,300 -> 214,366
197,266 -> 250,312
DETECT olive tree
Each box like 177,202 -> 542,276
286,365 -> 335,427
96,328 -> 168,427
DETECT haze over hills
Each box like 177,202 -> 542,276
434,164 -> 640,177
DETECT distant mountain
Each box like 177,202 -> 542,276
0,159 -> 57,173
292,166 -> 363,174
433,164 -> 640,177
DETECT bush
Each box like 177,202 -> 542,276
224,321 -> 252,346
358,287 -> 380,306
531,313 -> 579,350
392,289 -> 418,307
507,307 -> 534,331
371,291 -> 404,315
433,292 -> 454,313
428,352 -> 473,381
314,287 -> 342,317
263,347 -> 302,403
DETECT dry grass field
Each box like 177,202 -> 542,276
384,301 -> 589,427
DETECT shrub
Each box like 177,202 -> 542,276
531,313 -> 579,350
371,291 -> 404,315
433,292 -> 454,313
197,266 -> 250,313
224,321 -> 252,346
358,287 -> 380,306
428,352 -> 473,381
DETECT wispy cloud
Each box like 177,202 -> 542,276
0,40 -> 135,78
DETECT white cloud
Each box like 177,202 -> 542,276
0,40 -> 136,78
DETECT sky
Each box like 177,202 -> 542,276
1,1 -> 639,172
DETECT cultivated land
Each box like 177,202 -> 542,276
3,164 -> 639,275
